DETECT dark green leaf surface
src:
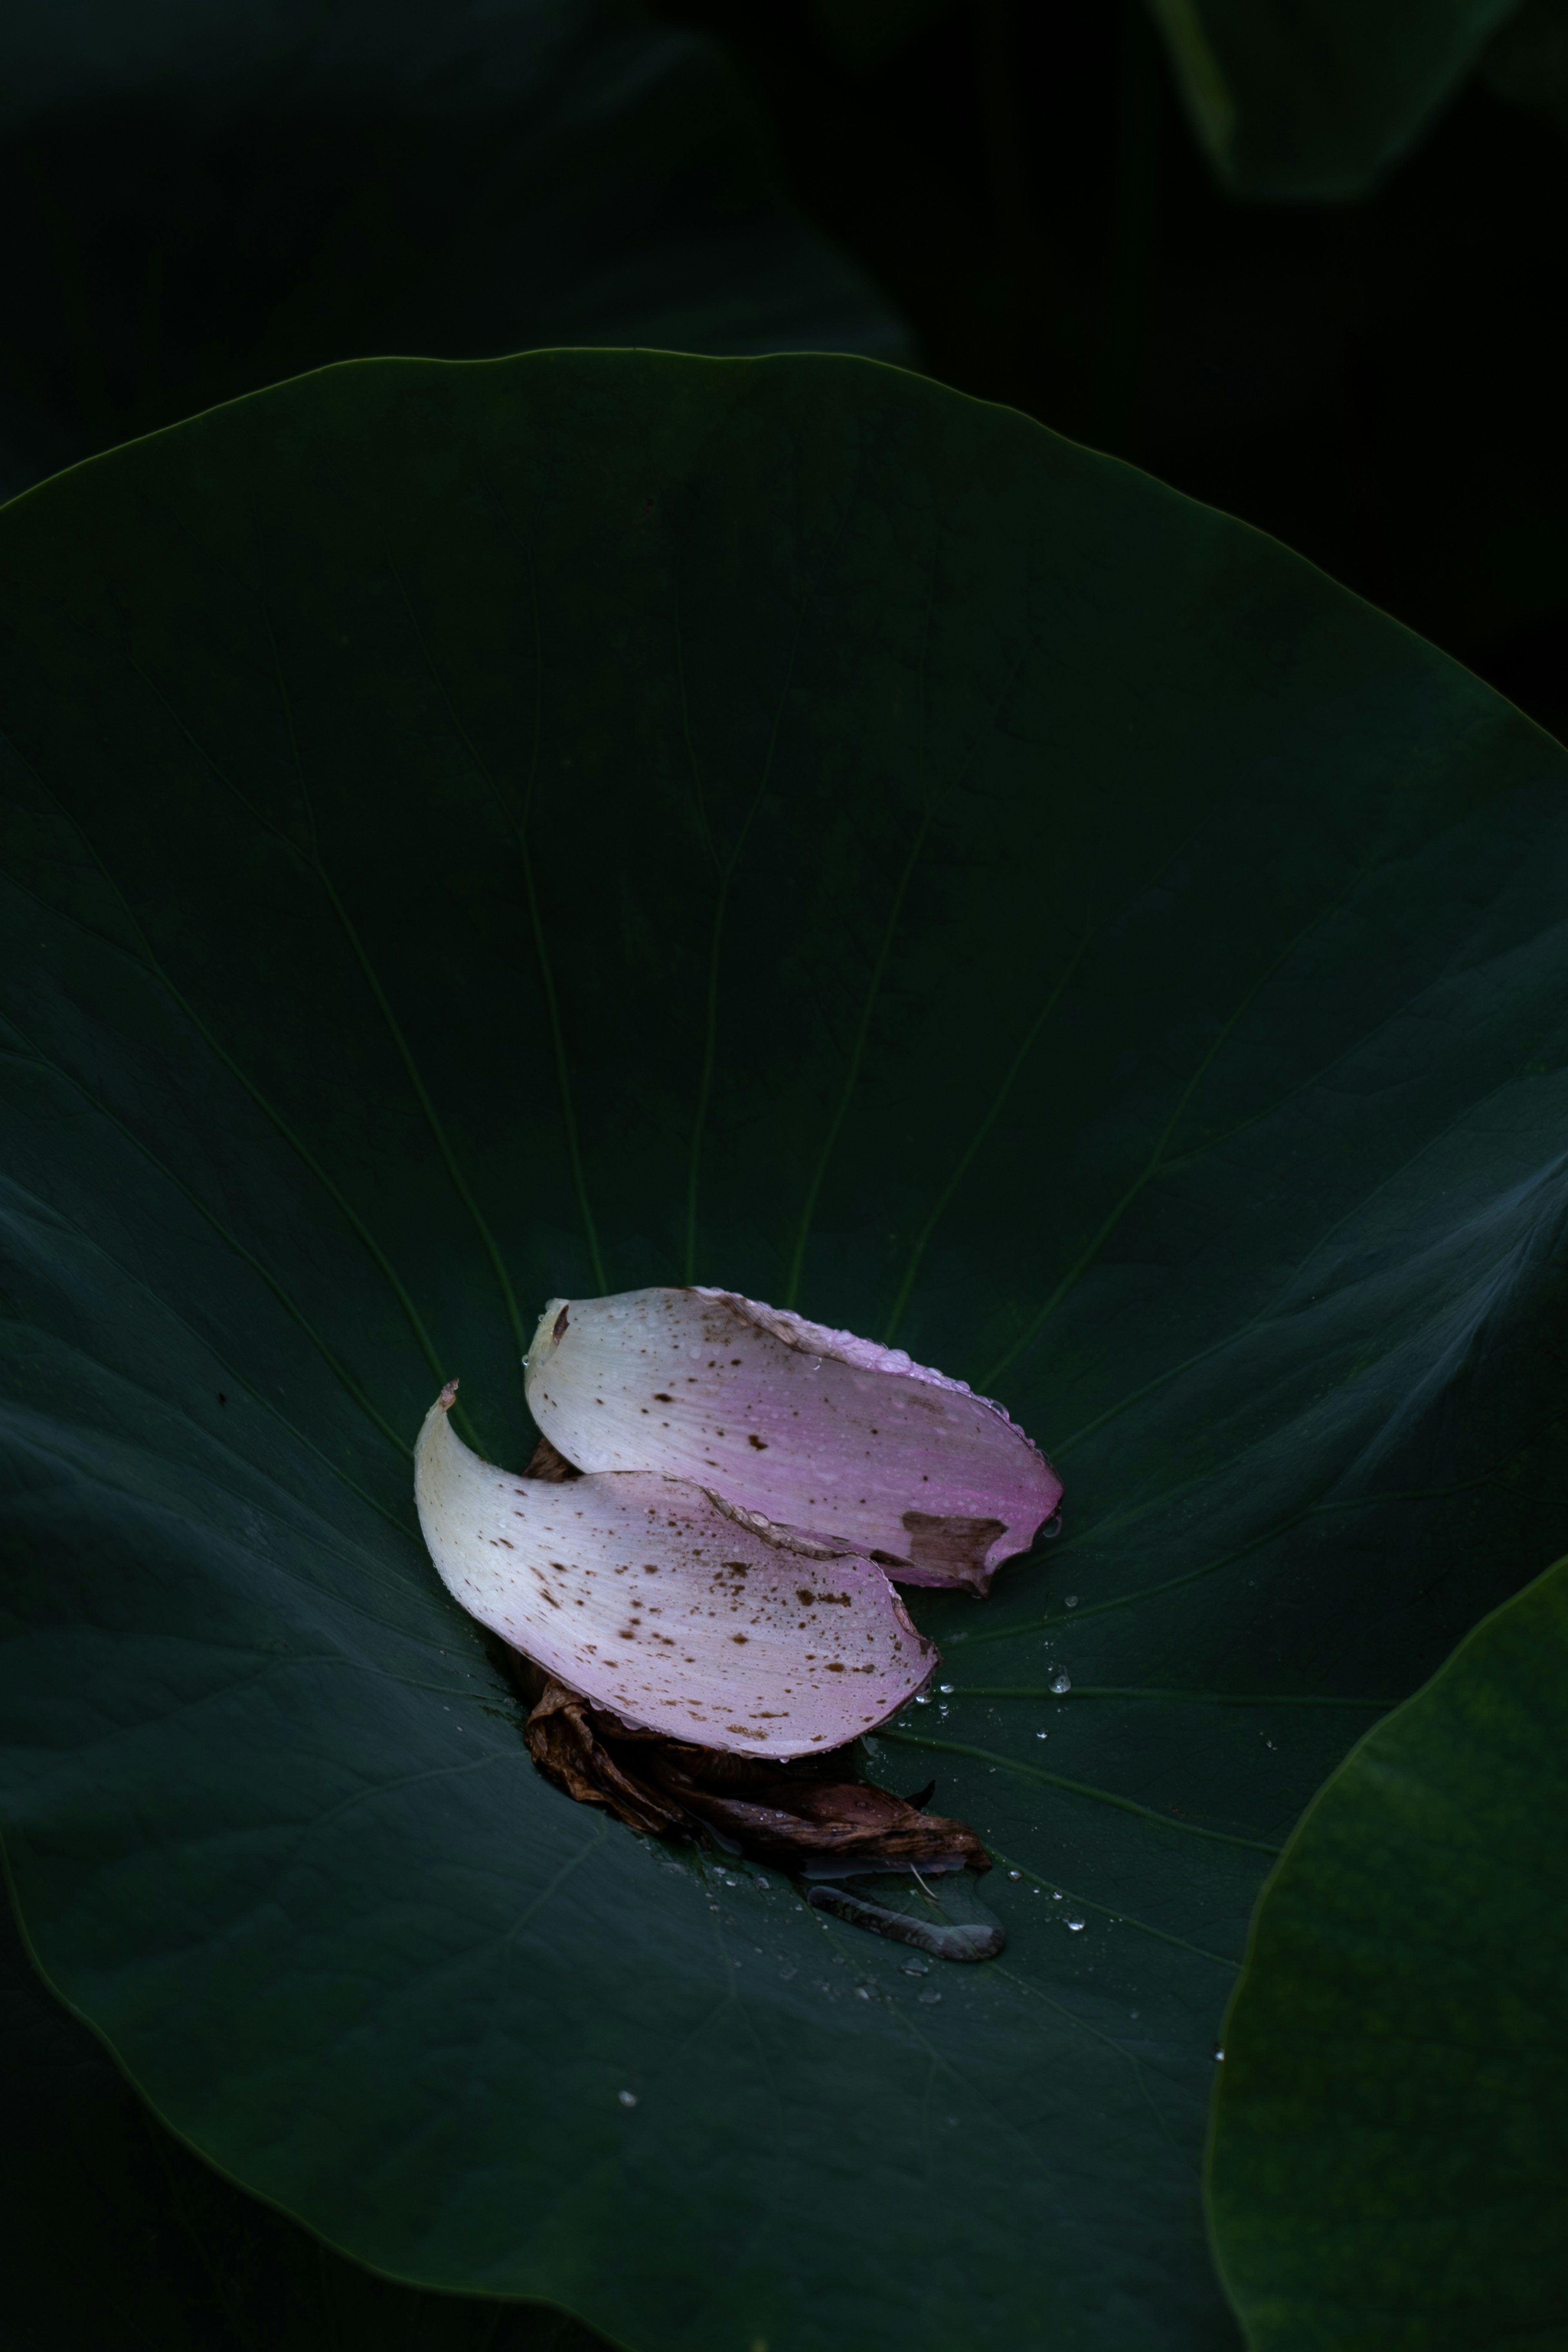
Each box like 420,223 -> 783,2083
0,0 -> 907,501
1145,0 -> 1522,198
1207,1553 -> 1568,2348
0,1889 -> 615,2352
1,349 -> 1566,2352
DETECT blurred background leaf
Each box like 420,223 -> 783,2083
0,0 -> 911,503
1483,0 -> 1568,133
1207,1552 -> 1568,2348
1143,0 -> 1522,201
651,0 -> 1566,744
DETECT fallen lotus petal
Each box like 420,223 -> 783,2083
524,1285 -> 1061,1593
520,1670 -> 988,1873
415,1384 -> 935,1759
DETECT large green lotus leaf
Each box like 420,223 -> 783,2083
1145,0 -> 1522,198
0,0 -> 906,502
1207,1552 -> 1568,2346
0,1893 -> 614,2352
2,349 -> 1567,2352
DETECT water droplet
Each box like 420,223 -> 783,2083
1064,1595 -> 1079,1608
1052,1891 -> 1063,1901
1066,1917 -> 1086,1933
914,1694 -> 931,1705
902,1960 -> 930,1976
810,1359 -> 822,1372
618,2090 -> 639,2107
722,1875 -> 739,1887
920,1993 -> 942,2006
1130,2010 -> 1140,2019
1008,1869 -> 1022,1880
938,1683 -> 955,1694
1035,1729 -> 1049,1740
855,1985 -> 872,2000
1041,1514 -> 1063,1541
1214,2046 -> 1225,2062
1049,1671 -> 1072,1695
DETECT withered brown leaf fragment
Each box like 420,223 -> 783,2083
522,1432 -> 582,1483
650,1764 -> 989,1874
522,1678 -> 683,1838
519,1671 -> 988,1873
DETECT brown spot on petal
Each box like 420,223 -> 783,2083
901,1510 -> 1007,1588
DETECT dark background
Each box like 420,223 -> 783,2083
655,0 -> 1567,744
2,0 -> 1562,740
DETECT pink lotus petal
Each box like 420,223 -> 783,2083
523,1287 -> 1061,1595
415,1384 -> 935,1760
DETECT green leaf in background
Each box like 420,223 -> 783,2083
0,0 -> 909,503
2,348 -> 1566,2352
1145,0 -> 1523,198
0,1892 -> 615,2352
810,0 -> 956,73
1483,0 -> 1568,135
1207,1552 -> 1568,2349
